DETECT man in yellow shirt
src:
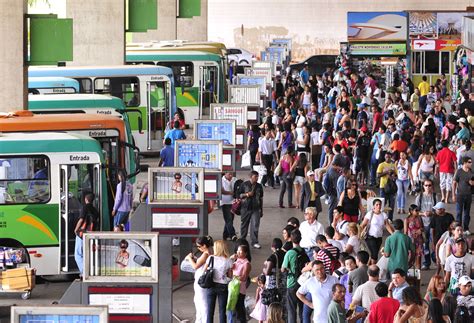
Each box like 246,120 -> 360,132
377,152 -> 397,220
418,76 -> 430,114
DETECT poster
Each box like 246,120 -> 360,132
348,12 -> 408,42
437,12 -> 472,39
149,168 -> 203,203
19,315 -> 101,323
195,121 -> 235,146
237,76 -> 267,95
175,141 -> 222,170
349,43 -> 406,56
211,104 -> 248,127
409,12 -> 437,39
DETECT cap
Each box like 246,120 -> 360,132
458,275 -> 473,286
458,117 -> 467,124
432,202 -> 446,210
357,103 -> 368,108
306,170 -> 315,177
360,126 -> 368,132
455,237 -> 466,244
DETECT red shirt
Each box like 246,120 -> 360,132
369,297 -> 400,323
390,140 -> 408,153
373,112 -> 383,133
436,147 -> 457,173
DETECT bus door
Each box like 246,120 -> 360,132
60,163 -> 101,272
146,80 -> 169,151
199,65 -> 219,118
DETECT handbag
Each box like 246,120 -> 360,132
231,199 -> 242,216
274,162 -> 282,176
261,288 -> 282,306
359,211 -> 374,240
241,150 -> 251,169
198,256 -> 215,289
180,258 -> 196,273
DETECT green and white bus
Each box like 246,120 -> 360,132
28,65 -> 178,153
126,50 -> 225,122
0,132 -> 110,275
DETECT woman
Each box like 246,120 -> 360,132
444,223 -> 465,259
282,225 -> 295,252
427,298 -> 451,323
338,176 -> 363,223
296,125 -> 311,159
394,286 -> 428,323
278,147 -> 296,208
416,146 -> 436,182
423,118 -> 438,148
295,107 -> 308,128
300,86 -> 312,110
314,144 -> 334,181
424,275 -> 448,303
278,122 -> 294,156
262,238 -> 286,319
360,199 -> 394,264
167,111 -> 186,130
292,152 -> 309,209
185,236 -> 212,323
435,221 -> 457,274
205,240 -> 232,323
344,223 -> 360,257
282,106 -> 294,125
112,169 -> 134,230
229,244 -> 251,322
396,151 -> 414,214
247,125 -> 261,169
266,302 -> 285,323
404,205 -> 424,270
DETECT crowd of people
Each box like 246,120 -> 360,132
184,68 -> 474,323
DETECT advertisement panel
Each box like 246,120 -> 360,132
409,12 -> 438,39
175,140 -> 223,171
211,103 -> 248,127
349,43 -> 407,56
237,75 -> 267,95
195,119 -> 236,147
348,12 -> 408,42
11,306 -> 108,323
412,39 -> 461,51
438,12 -> 472,39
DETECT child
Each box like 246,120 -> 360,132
250,274 -> 267,322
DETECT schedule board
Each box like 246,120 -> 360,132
194,119 -> 236,147
175,140 -> 223,171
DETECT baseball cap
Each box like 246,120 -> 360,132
458,275 -> 473,286
432,202 -> 446,210
455,237 -> 466,244
306,170 -> 315,177
458,117 -> 467,124
360,126 -> 368,132
357,103 -> 367,108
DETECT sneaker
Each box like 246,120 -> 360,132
231,235 -> 238,241
464,230 -> 471,236
421,265 -> 430,271
252,243 -> 261,249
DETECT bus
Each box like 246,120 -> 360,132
0,111 -> 139,190
0,132 -> 109,275
28,65 -> 178,153
127,50 -> 225,121
28,77 -> 80,94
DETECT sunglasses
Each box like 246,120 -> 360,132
424,184 -> 432,187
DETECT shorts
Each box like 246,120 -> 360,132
293,176 -> 305,185
113,211 -> 130,227
343,214 -> 359,223
439,172 -> 453,191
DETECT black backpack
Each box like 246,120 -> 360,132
292,247 -> 310,278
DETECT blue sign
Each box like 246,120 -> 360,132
20,315 -> 101,323
196,122 -> 234,145
238,76 -> 266,95
176,142 -> 221,170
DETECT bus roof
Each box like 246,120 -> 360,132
0,132 -> 104,156
28,77 -> 80,90
127,43 -> 225,57
126,50 -> 222,63
28,94 -> 126,110
0,112 -> 125,133
28,65 -> 174,79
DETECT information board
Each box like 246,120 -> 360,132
11,306 -> 108,323
175,140 -> 223,171
236,75 -> 267,95
194,120 -> 236,147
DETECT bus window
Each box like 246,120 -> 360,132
76,78 -> 93,94
0,157 -> 50,204
158,62 -> 193,87
94,77 -> 140,107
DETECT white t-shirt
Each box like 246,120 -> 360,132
444,253 -> 474,280
221,176 -> 236,205
352,280 -> 380,309
364,212 -> 388,238
297,275 -> 339,323
207,256 -> 232,284
346,235 -> 360,257
300,220 -> 325,248
328,239 -> 344,252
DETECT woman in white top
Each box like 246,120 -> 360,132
185,236 -> 212,323
396,151 -> 414,214
360,199 -> 394,264
300,86 -> 312,110
344,222 -> 361,258
416,146 -> 436,182
295,107 -> 308,128
204,240 -> 233,323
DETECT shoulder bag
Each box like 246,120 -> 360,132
198,256 -> 215,289
360,211 -> 374,240
261,253 -> 282,305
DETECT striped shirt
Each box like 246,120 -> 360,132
316,244 -> 340,274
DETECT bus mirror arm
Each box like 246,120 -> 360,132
123,109 -> 144,134
123,141 -> 141,179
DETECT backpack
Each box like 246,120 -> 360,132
384,177 -> 398,195
320,247 -> 341,274
232,179 -> 244,199
77,204 -> 98,238
292,247 -> 310,278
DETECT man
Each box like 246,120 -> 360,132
453,156 -> 474,235
368,282 -> 400,323
323,162 -> 341,224
430,202 -> 455,260
163,120 -> 186,147
384,219 -> 415,275
221,172 -> 237,241
258,128 -> 278,188
325,226 -> 343,252
369,124 -> 387,186
74,193 -> 98,275
327,284 -> 367,323
296,260 -> 339,323
300,170 -> 325,214
415,179 -> 437,270
238,170 -> 264,249
377,151 -> 397,197
315,234 -> 341,274
410,88 -> 420,114
299,207 -> 325,260
418,76 -> 430,113
159,138 -> 175,167
282,230 -> 310,323
351,265 -> 381,310
388,268 -> 410,304
336,167 -> 351,198
300,63 -> 310,86
444,238 -> 474,295
436,140 -> 458,204
457,275 -> 474,319
355,126 -> 371,185
348,251 -> 370,294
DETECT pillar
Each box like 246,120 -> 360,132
131,0 -> 177,42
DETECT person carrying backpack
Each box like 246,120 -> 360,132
74,193 -> 99,275
315,235 -> 341,274
281,229 -> 310,323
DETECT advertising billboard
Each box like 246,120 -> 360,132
175,140 -> 223,171
349,43 -> 407,56
409,12 -> 437,39
148,167 -> 204,203
194,120 -> 236,147
348,12 -> 408,42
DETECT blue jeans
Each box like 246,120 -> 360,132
222,204 -> 236,239
370,151 -> 379,186
279,173 -> 294,206
422,226 -> 436,267
396,179 -> 410,210
380,190 -> 395,221
456,194 -> 472,231
74,235 -> 83,274
287,285 -> 303,323
227,293 -> 246,323
113,210 -> 130,227
302,293 -> 313,323
319,149 -> 326,168
328,194 -> 338,224
207,283 -> 228,323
